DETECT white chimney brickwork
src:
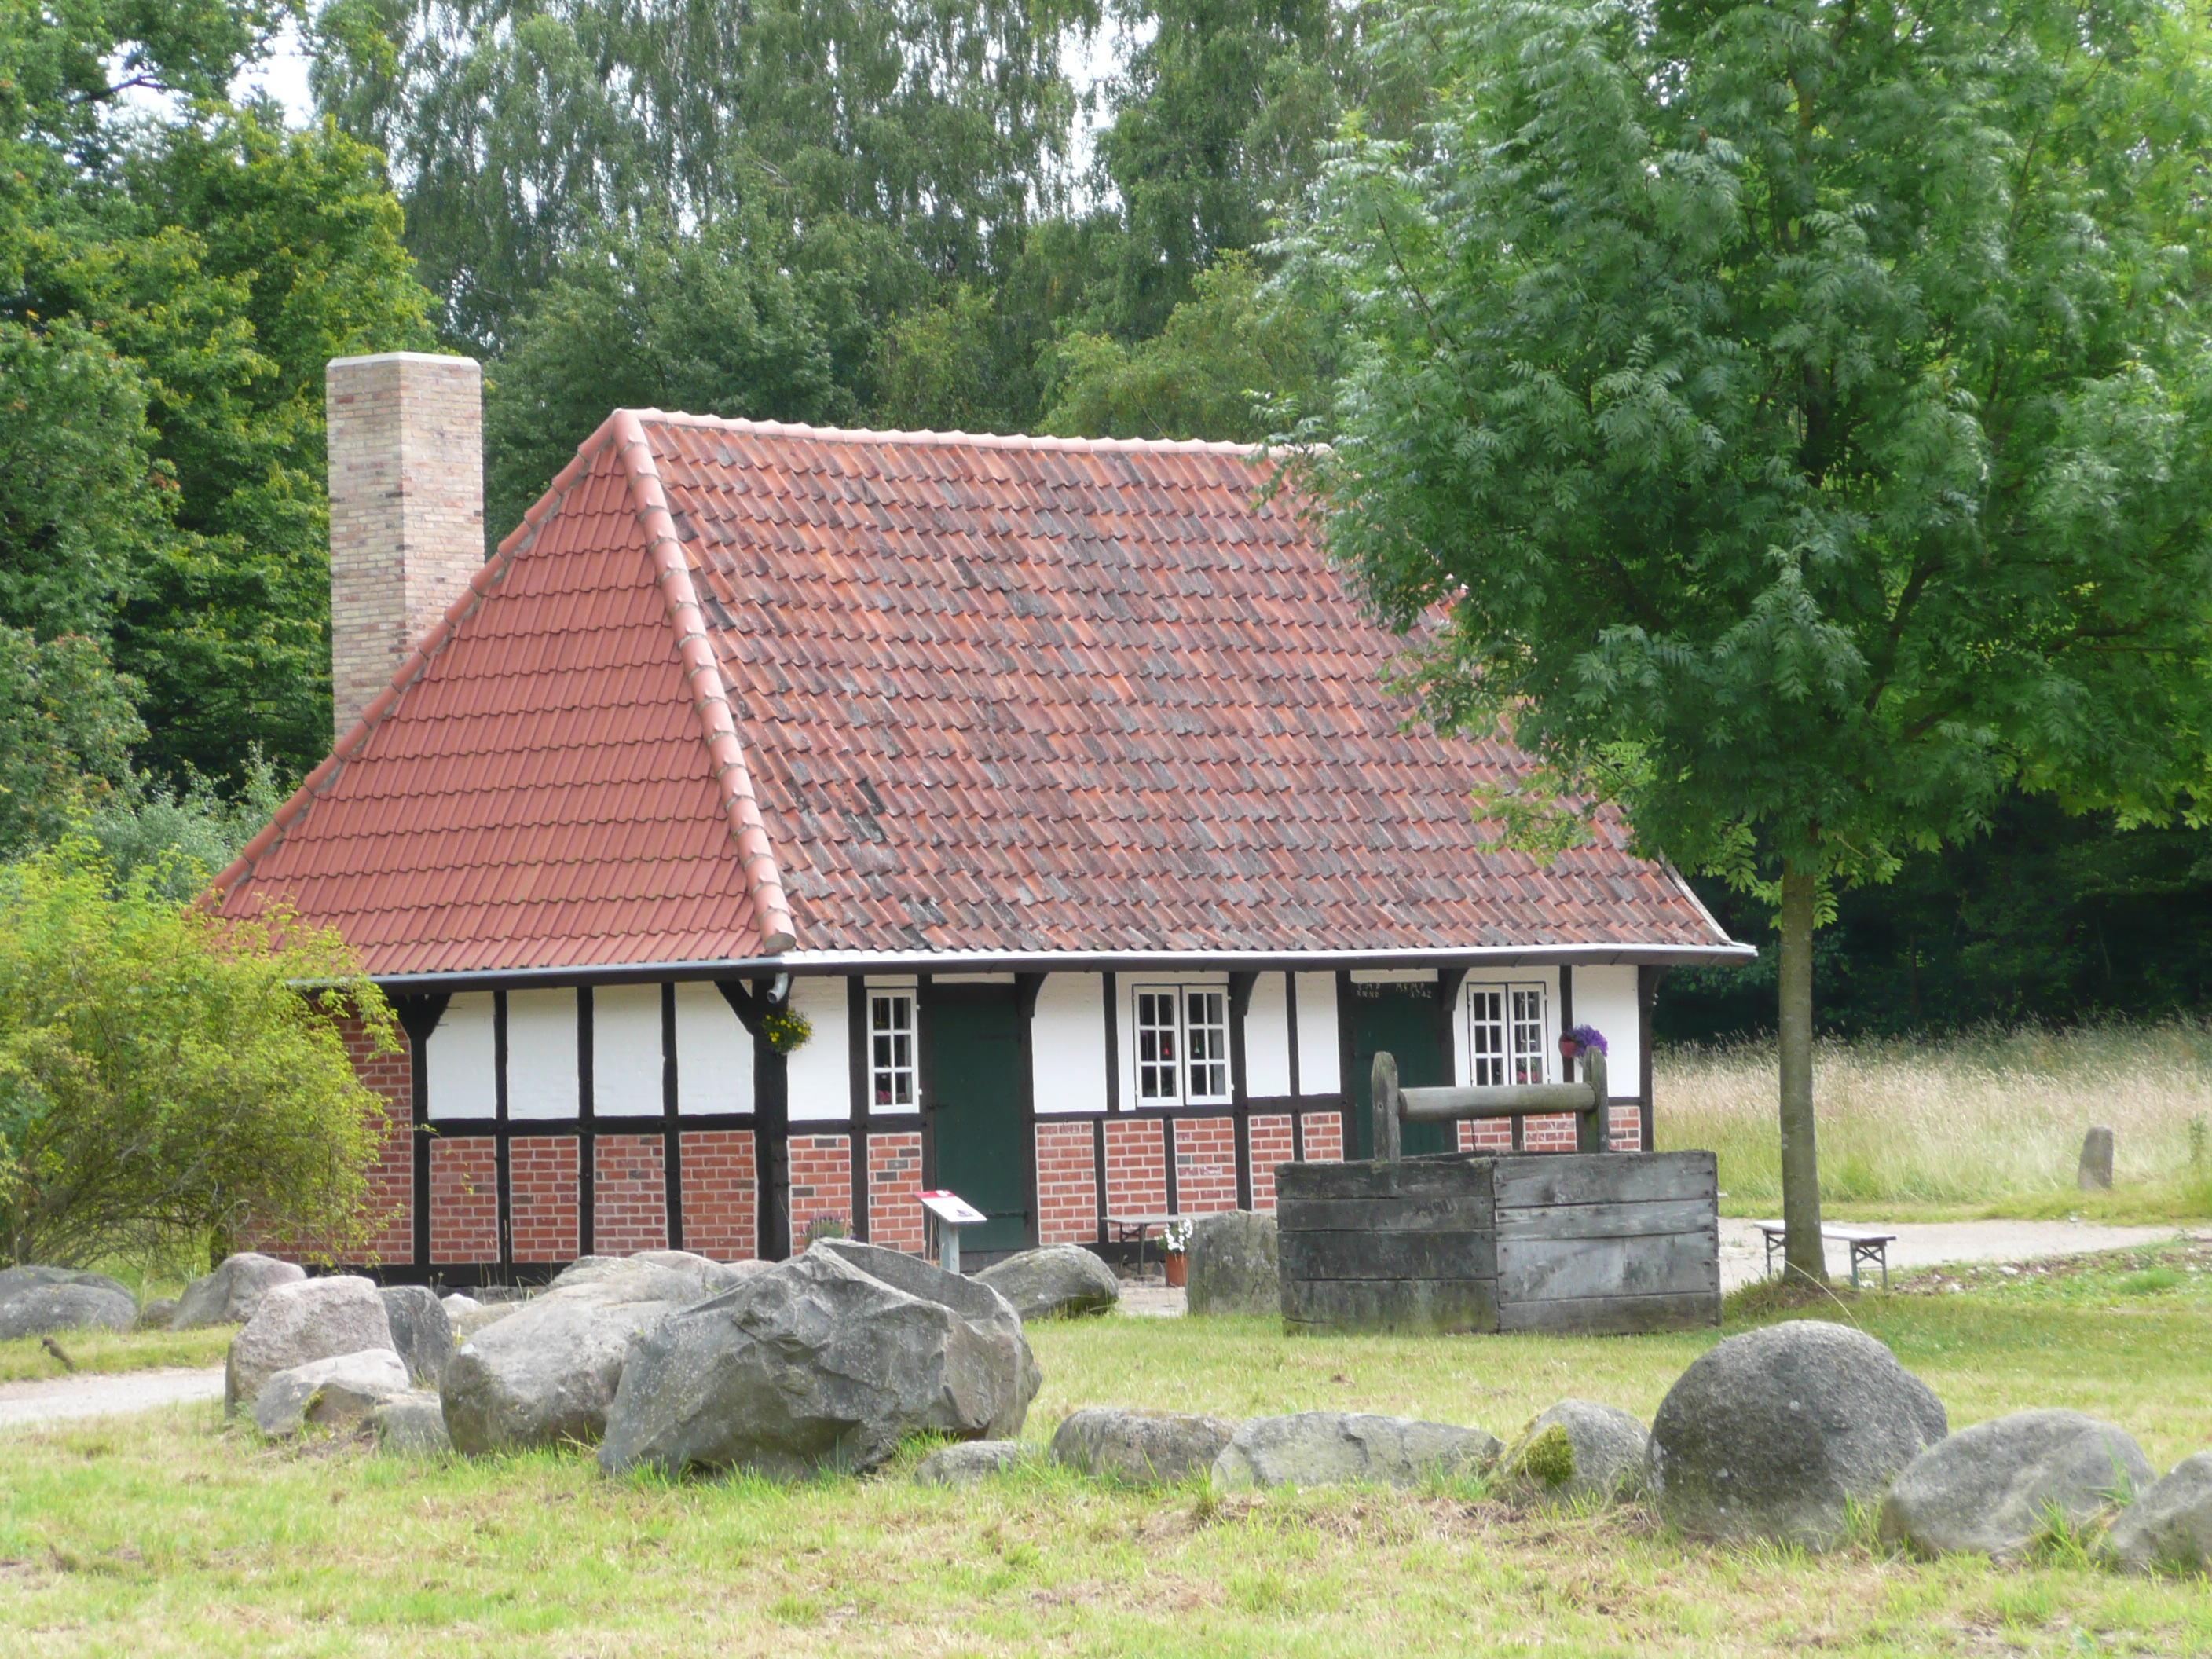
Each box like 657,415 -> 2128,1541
327,352 -> 485,737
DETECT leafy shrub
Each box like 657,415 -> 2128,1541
0,840 -> 397,1266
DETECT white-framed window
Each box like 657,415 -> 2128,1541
870,991 -> 917,1109
1133,985 -> 1232,1106
1468,984 -> 1548,1086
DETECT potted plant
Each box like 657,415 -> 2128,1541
1558,1024 -> 1608,1075
1160,1218 -> 1192,1287
760,1006 -> 813,1054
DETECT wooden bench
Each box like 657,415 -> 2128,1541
1756,1221 -> 1898,1289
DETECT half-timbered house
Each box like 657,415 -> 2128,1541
211,353 -> 1751,1280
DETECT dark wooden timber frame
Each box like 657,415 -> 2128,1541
356,965 -> 1664,1282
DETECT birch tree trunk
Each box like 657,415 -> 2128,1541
1778,863 -> 1827,1284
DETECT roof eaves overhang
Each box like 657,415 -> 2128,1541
368,940 -> 1759,994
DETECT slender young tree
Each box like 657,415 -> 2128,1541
1285,0 -> 2212,1280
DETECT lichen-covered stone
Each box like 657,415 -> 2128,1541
173,1253 -> 305,1329
1649,1320 -> 1946,1549
976,1246 -> 1119,1320
1880,1409 -> 2152,1559
598,1239 -> 1038,1480
1212,1412 -> 1500,1491
224,1276 -> 395,1412
251,1348 -> 412,1437
1050,1407 -> 1238,1485
916,1441 -> 1028,1486
1497,1401 -> 1652,1506
2104,1453 -> 2212,1575
1184,1211 -> 1278,1317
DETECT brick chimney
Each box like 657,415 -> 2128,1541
326,352 -> 484,738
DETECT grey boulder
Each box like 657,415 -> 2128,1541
441,1284 -> 684,1455
1184,1210 -> 1279,1317
599,1237 -> 1039,1480
441,1295 -> 517,1342
550,1251 -> 759,1298
976,1245 -> 1119,1321
2104,1452 -> 2212,1574
1650,1320 -> 1947,1549
251,1347 -> 412,1437
0,1265 -> 131,1302
376,1391 -> 456,1458
174,1252 -> 306,1329
1050,1406 -> 1239,1486
0,1280 -> 137,1340
137,1297 -> 180,1332
1880,1409 -> 2152,1559
1212,1412 -> 1500,1492
1497,1400 -> 1652,1505
916,1440 -> 1029,1486
379,1285 -> 454,1383
224,1276 -> 396,1412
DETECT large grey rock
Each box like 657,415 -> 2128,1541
1497,1401 -> 1652,1506
2078,1126 -> 2115,1191
441,1287 -> 683,1455
1212,1412 -> 1500,1492
1184,1211 -> 1279,1317
1880,1409 -> 2152,1559
251,1348 -> 412,1437
915,1440 -> 1028,1486
173,1252 -> 305,1329
1650,1320 -> 1947,1548
224,1276 -> 395,1412
549,1251 -> 758,1298
137,1297 -> 180,1332
376,1392 -> 456,1458
441,1295 -> 518,1342
379,1286 -> 454,1384
2104,1453 -> 2212,1575
976,1245 -> 1119,1321
1051,1407 -> 1239,1486
599,1236 -> 1039,1480
0,1280 -> 137,1339
0,1265 -> 131,1302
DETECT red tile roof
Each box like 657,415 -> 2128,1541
211,413 -> 1738,976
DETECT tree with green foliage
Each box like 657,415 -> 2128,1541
1287,0 -> 2212,1281
313,0 -> 1093,353
0,841 -> 396,1268
483,215 -> 855,539
1042,250 -> 1332,440
0,630 -> 145,859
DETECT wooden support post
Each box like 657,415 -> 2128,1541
1577,1050 -> 1610,1153
1371,1050 -> 1401,1163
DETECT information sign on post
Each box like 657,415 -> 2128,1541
917,1190 -> 988,1275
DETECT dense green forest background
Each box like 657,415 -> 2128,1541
5,0 -> 2209,1038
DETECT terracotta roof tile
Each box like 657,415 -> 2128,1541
212,414 -> 1734,974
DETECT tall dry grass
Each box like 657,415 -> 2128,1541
1656,1019 -> 2212,1213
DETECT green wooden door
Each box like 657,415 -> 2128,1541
1347,980 -> 1452,1159
925,985 -> 1032,1253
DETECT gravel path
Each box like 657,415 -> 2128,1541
0,1366 -> 222,1430
1115,1217 -> 2188,1314
1716,1216 -> 2182,1291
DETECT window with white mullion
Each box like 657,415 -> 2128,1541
1183,990 -> 1230,1104
1468,987 -> 1507,1086
1467,983 -> 1548,1086
1510,987 -> 1547,1084
1135,989 -> 1182,1103
870,991 -> 916,1110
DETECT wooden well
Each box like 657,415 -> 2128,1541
1275,1150 -> 1720,1336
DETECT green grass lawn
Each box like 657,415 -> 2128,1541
0,1326 -> 230,1384
3,1249 -> 2210,1657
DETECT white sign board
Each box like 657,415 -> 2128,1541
917,1190 -> 987,1227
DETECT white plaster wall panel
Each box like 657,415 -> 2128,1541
1293,972 -> 1341,1097
505,988 -> 579,1119
785,976 -> 851,1122
1243,972 -> 1292,1097
1032,973 -> 1108,1114
592,983 -> 664,1117
1571,965 -> 1641,1097
1115,970 -> 1231,1112
674,981 -> 753,1115
424,991 -> 496,1120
